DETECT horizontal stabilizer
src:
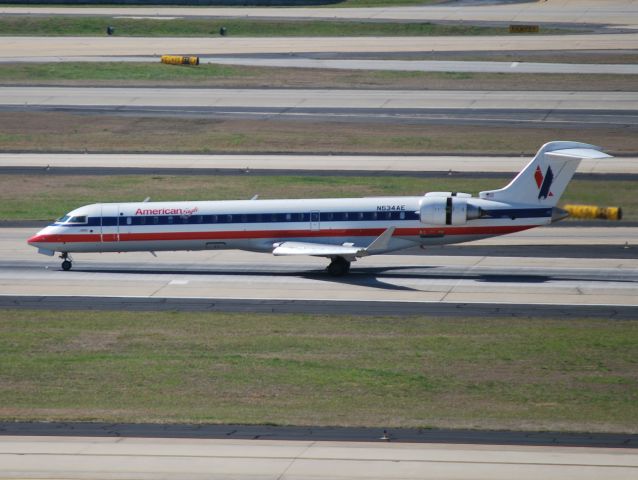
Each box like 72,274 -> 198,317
546,148 -> 612,161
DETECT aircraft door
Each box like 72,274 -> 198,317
310,211 -> 320,231
100,204 -> 119,242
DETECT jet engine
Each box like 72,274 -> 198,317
419,196 -> 483,225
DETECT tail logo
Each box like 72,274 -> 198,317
534,165 -> 554,200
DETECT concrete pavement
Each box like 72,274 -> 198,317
2,86 -> 635,110
4,227 -> 638,308
2,153 -> 636,174
2,435 -> 637,480
2,0 -> 637,27
2,34 -> 637,58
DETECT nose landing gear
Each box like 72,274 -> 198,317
327,256 -> 351,277
60,253 -> 72,271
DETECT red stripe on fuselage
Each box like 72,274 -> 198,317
29,225 -> 535,244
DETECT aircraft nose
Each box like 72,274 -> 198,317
27,230 -> 49,246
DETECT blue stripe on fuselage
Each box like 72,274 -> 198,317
51,207 -> 551,227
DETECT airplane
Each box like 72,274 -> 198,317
28,141 -> 611,276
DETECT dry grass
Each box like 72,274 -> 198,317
0,310 -> 636,431
1,112 -> 637,155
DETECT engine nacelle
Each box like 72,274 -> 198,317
424,191 -> 472,199
419,196 -> 482,225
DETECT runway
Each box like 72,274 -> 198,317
2,435 -> 637,480
5,87 -> 633,110
2,87 -> 636,127
3,227 -> 638,313
1,152 -> 636,175
2,34 -> 637,58
2,0 -> 637,27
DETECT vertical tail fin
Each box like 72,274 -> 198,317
479,141 -> 612,206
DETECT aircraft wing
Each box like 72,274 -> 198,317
272,242 -> 362,260
272,227 -> 395,260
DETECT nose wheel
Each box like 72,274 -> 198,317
60,253 -> 72,271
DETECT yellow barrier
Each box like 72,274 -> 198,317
160,55 -> 199,66
509,24 -> 540,33
564,204 -> 622,221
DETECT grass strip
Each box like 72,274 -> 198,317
0,174 -> 634,221
0,16 -> 543,37
1,62 -> 635,91
1,112 -> 637,156
0,310 -> 636,431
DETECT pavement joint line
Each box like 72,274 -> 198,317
0,293 -> 636,309
0,451 -> 632,468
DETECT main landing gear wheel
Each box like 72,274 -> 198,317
60,253 -> 72,271
327,256 -> 351,277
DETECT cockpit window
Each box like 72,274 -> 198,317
67,216 -> 87,224
56,215 -> 70,223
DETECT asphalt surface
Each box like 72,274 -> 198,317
2,295 -> 637,319
6,104 -> 636,129
2,87 -> 636,128
1,422 -> 636,448
3,224 -> 638,313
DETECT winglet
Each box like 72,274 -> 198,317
361,227 -> 395,255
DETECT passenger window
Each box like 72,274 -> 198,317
285,213 -> 291,221
211,215 -> 218,223
196,215 -> 203,224
126,217 -> 132,225
400,211 -> 405,220
241,214 -> 247,223
343,212 -> 349,220
153,216 -> 159,225
385,212 -> 392,220
358,212 -> 364,220
226,215 -> 233,223
168,216 -> 174,224
140,217 -> 146,225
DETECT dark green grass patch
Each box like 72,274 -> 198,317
0,16 -> 526,37
0,63 -> 633,91
0,310 -> 636,430
0,175 -> 634,221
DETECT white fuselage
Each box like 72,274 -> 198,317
28,195 -> 551,256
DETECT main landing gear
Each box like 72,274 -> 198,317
327,256 -> 351,277
60,252 -> 72,271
